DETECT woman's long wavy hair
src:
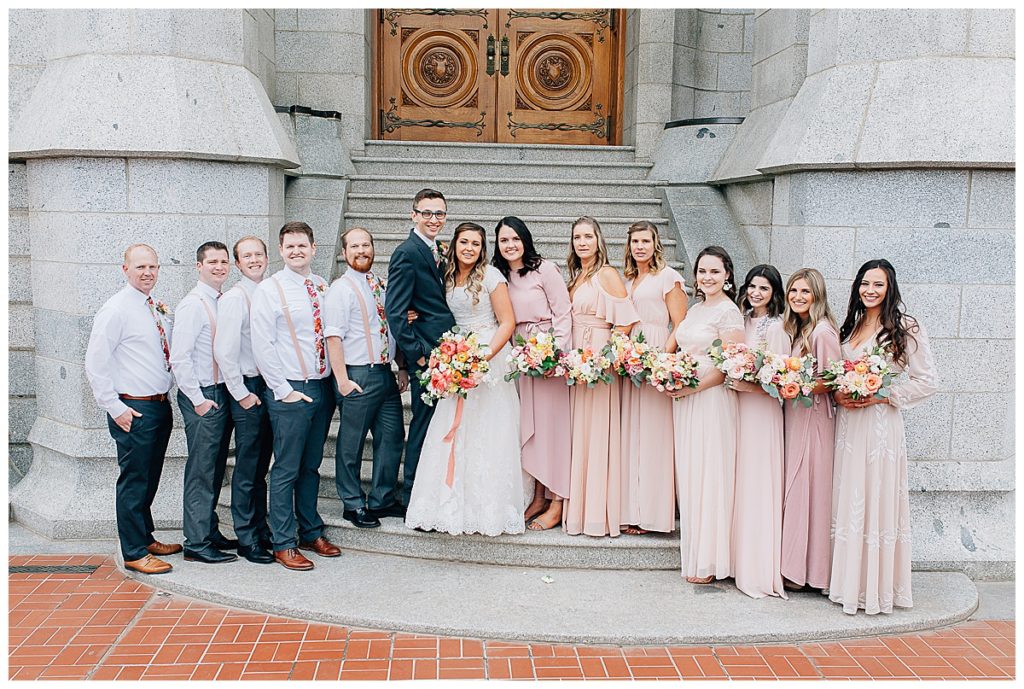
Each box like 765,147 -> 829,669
737,264 -> 785,318
492,216 -> 543,279
783,268 -> 838,357
622,220 -> 667,280
692,245 -> 737,302
839,258 -> 918,367
566,216 -> 610,292
443,222 -> 488,305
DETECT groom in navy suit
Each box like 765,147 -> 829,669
385,188 -> 457,509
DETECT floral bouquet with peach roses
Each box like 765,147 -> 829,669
560,346 -> 614,387
756,351 -> 816,408
647,350 -> 701,393
821,345 -> 897,401
603,331 -> 654,387
505,329 -> 567,381
708,339 -> 758,382
418,327 -> 490,406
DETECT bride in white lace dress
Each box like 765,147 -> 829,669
405,222 -> 528,536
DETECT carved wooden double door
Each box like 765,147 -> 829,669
377,9 -> 623,145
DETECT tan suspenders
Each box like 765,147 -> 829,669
342,272 -> 379,363
272,275 -> 311,381
193,289 -> 220,383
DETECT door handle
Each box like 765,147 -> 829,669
486,35 -> 495,76
500,35 -> 509,76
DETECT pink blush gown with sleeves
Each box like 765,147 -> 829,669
828,321 -> 936,614
672,298 -> 744,579
732,314 -> 789,599
781,320 -> 841,589
564,274 -> 639,537
620,267 -> 685,533
506,259 -> 573,499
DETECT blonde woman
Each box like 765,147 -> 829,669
405,223 -> 526,536
780,268 -> 841,591
619,221 -> 686,535
564,217 -> 639,537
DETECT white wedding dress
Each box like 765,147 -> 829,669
405,265 -> 528,536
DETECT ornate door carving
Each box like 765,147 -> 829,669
377,9 -> 622,145
496,9 -> 617,144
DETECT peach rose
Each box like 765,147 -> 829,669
781,382 -> 801,399
854,361 -> 869,375
786,357 -> 803,372
865,373 -> 882,392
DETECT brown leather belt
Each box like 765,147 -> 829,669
119,393 -> 168,402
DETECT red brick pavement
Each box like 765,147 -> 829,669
8,555 -> 1016,680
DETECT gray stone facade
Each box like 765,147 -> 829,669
8,8 -> 1014,578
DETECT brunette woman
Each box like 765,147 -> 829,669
727,264 -> 789,599
494,216 -> 572,531
564,216 -> 639,537
829,259 -> 936,614
667,246 -> 744,583
780,268 -> 841,591
619,221 -> 686,535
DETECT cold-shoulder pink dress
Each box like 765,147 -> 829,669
564,274 -> 639,537
506,260 -> 573,499
672,298 -> 744,578
829,321 -> 936,614
619,267 -> 685,533
732,314 -> 789,599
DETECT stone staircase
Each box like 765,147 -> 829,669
340,140 -> 678,276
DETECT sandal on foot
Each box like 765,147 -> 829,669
527,515 -> 560,531
622,525 -> 649,535
686,575 -> 714,584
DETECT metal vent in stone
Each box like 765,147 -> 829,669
9,565 -> 99,574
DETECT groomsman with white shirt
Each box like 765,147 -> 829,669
85,244 -> 179,575
325,228 -> 409,530
251,222 -> 342,571
170,241 -> 238,564
213,236 -> 275,564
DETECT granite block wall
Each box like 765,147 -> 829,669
9,163 -> 34,485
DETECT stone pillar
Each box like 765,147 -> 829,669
8,9 -> 298,539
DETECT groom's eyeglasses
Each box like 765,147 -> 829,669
413,209 -> 447,220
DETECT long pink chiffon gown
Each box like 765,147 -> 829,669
732,314 -> 789,599
564,274 -> 639,537
506,259 -> 573,499
620,267 -> 685,533
829,321 -> 936,614
781,320 -> 841,589
672,298 -> 744,579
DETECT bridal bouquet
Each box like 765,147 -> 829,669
708,339 -> 758,382
647,350 -> 700,393
822,345 -> 897,401
603,331 -> 654,386
417,327 -> 490,406
504,329 -> 566,381
560,346 -> 614,387
756,351 -> 816,407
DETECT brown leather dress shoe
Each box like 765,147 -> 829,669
147,541 -> 183,556
124,554 -> 172,575
298,536 -> 341,558
274,548 -> 314,571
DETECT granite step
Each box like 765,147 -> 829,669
362,139 -> 639,163
124,550 -> 979,645
351,157 -> 654,180
341,212 -> 670,239
349,174 -> 666,199
359,230 -> 678,259
346,193 -> 664,219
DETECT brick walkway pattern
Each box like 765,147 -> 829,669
8,555 -> 1016,681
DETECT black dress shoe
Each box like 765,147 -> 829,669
237,544 -> 275,564
342,507 -> 381,528
210,534 -> 240,550
183,547 -> 238,564
367,503 -> 407,520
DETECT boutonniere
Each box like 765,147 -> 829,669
435,240 -> 448,255
155,300 -> 170,316
317,283 -> 326,294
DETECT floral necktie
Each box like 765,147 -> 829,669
303,278 -> 326,374
365,271 -> 389,363
430,242 -> 440,267
146,296 -> 171,371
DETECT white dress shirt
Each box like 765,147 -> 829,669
251,266 -> 332,400
85,284 -> 174,419
324,269 -> 397,365
170,281 -> 223,406
214,276 -> 261,402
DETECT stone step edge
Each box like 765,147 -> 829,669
357,231 -> 677,246
343,212 -> 670,222
347,193 -> 663,205
349,174 -> 663,186
363,139 -> 637,153
352,156 -> 653,168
